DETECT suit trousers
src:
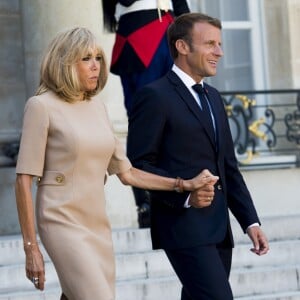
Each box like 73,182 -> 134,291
164,241 -> 233,300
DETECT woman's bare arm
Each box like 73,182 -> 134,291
116,167 -> 218,192
15,174 -> 45,290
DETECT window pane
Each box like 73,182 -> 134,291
207,29 -> 254,91
203,0 -> 249,21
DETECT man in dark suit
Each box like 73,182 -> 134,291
127,12 -> 269,299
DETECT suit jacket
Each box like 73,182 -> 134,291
127,70 -> 260,250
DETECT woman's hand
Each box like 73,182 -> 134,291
25,246 -> 46,291
187,169 -> 219,191
185,169 -> 219,208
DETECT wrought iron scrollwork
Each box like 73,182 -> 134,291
223,94 -> 254,157
263,108 -> 276,149
285,92 -> 300,145
222,94 -> 276,164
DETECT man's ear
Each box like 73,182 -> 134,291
175,39 -> 190,55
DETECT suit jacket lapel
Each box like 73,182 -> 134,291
167,71 -> 216,148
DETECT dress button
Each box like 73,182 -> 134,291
217,184 -> 222,190
55,175 -> 64,183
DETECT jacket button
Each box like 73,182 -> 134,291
56,175 -> 64,183
217,184 -> 222,190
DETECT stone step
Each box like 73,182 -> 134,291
1,264 -> 299,300
117,239 -> 300,280
236,291 -> 300,300
232,239 -> 300,269
0,214 -> 299,299
1,239 -> 300,292
113,214 -> 300,253
0,262 -> 59,294
117,264 -> 300,300
1,240 -> 300,296
0,289 -> 61,300
230,264 -> 300,298
1,213 -> 299,267
231,214 -> 300,245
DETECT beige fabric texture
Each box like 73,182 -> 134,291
16,91 -> 132,300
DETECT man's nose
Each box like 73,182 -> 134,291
214,45 -> 223,57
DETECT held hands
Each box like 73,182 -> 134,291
25,245 -> 46,290
189,169 -> 219,191
188,169 -> 219,208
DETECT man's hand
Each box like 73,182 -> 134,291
246,226 -> 269,256
188,183 -> 216,208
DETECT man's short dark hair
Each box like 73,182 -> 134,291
167,12 -> 222,59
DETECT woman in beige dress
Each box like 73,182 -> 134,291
15,27 -> 218,300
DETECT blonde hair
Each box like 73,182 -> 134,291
36,27 -> 108,102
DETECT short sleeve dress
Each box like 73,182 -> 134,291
16,90 -> 132,300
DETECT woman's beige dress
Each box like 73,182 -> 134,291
16,91 -> 131,300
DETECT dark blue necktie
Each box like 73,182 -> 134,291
192,84 -> 217,144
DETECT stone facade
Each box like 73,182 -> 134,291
0,1 -> 25,166
0,0 -> 299,234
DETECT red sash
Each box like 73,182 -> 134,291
111,12 -> 174,68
